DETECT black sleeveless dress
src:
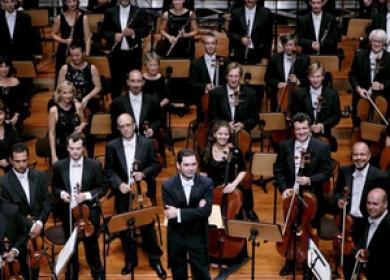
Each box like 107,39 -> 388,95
65,63 -> 94,101
143,75 -> 168,127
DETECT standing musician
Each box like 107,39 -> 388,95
157,0 -> 198,58
102,0 -> 150,98
228,0 -> 273,65
52,133 -> 105,280
162,148 -> 212,280
349,29 -> 390,126
352,188 -> 390,280
273,112 -> 332,278
332,142 -> 390,279
110,70 -> 161,139
291,62 -> 340,151
0,143 -> 51,280
189,34 -> 229,123
369,0 -> 390,50
208,62 -> 259,134
104,113 -> 166,278
200,120 -> 249,267
265,33 -> 310,111
296,0 -> 339,55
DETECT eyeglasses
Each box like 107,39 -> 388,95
118,123 -> 134,130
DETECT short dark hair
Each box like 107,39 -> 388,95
0,100 -> 8,113
0,55 -> 15,77
66,132 -> 86,147
177,148 -> 196,164
69,43 -> 85,52
280,33 -> 296,44
291,112 -> 312,126
10,142 -> 29,158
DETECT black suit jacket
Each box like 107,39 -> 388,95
208,85 -> 259,132
291,86 -> 340,135
296,12 -> 338,55
273,137 -> 332,200
0,169 -> 51,229
333,165 -> 390,218
0,10 -> 33,59
161,174 -> 213,266
110,93 -> 161,138
228,5 -> 273,61
102,5 -> 149,51
370,10 -> 387,32
105,135 -> 160,210
356,213 -> 390,280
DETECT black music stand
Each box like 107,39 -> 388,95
102,207 -> 159,280
227,220 -> 282,280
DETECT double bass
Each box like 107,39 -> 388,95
276,150 -> 318,269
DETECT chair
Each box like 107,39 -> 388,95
88,13 -> 104,34
90,113 -> 111,160
194,33 -> 229,58
240,64 -> 266,86
346,18 -> 371,40
309,55 -> 339,72
250,152 -> 278,223
255,112 -> 287,152
13,61 -> 37,78
360,121 -> 386,142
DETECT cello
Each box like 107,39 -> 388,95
208,146 -> 246,263
276,150 -> 318,269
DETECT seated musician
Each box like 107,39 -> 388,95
353,187 -> 390,280
189,34 -> 229,123
265,33 -> 310,111
291,62 -> 340,151
52,132 -> 105,280
0,143 -> 51,280
296,0 -> 339,55
157,0 -> 198,58
208,62 -> 259,134
228,0 -> 273,65
349,29 -> 390,126
273,112 -> 332,278
332,142 -> 390,280
104,113 -> 166,278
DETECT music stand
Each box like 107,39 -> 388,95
227,220 -> 282,280
102,207 -> 158,280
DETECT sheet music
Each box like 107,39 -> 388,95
55,228 -> 78,276
308,238 -> 332,280
208,204 -> 224,229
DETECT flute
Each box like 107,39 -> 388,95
111,8 -> 141,53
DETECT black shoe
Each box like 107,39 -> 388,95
246,210 -> 259,222
92,267 -> 105,280
121,263 -> 134,275
279,261 -> 294,276
303,265 -> 313,280
150,261 -> 167,279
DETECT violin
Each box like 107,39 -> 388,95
208,146 -> 245,261
1,238 -> 23,280
276,150 -> 319,268
351,249 -> 368,280
72,183 -> 94,238
129,160 -> 153,210
26,216 -> 48,269
312,95 -> 333,146
333,187 -> 355,269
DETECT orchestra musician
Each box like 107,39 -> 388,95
0,142 -> 51,280
353,187 -> 390,280
369,0 -> 390,50
208,62 -> 259,134
228,0 -> 273,65
52,132 -> 105,280
104,113 -> 166,278
296,0 -> 339,55
359,0 -> 379,18
162,148 -> 212,280
291,62 -> 340,151
349,29 -> 390,126
273,112 -> 332,278
162,0 -> 194,11
157,0 -> 198,58
189,34 -> 229,123
102,0 -> 150,98
265,33 -> 310,111
332,142 -> 390,279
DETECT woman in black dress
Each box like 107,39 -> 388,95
158,0 -> 198,58
51,0 -> 91,80
48,81 -> 86,164
0,55 -> 25,130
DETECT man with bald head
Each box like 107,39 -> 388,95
110,69 -> 161,138
354,188 -> 390,280
104,113 -> 166,278
333,142 -> 389,279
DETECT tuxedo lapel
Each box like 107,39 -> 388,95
0,214 -> 6,241
239,8 -> 247,33
28,171 -> 37,207
8,172 -> 28,205
123,96 -> 135,120
319,14 -> 329,40
134,135 -> 142,163
277,54 -> 285,81
174,175 -> 188,206
62,158 -> 71,193
116,139 -> 128,175
114,6 -> 121,31
200,58 -> 211,83
287,140 -> 296,175
81,157 -> 89,191
140,95 -> 149,127
221,87 -> 232,120
304,89 -> 315,120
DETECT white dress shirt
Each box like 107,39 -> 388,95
14,168 -> 30,204
128,91 -> 143,128
5,11 -> 16,39
310,86 -> 322,121
312,12 -> 322,41
245,6 -> 256,49
177,175 -> 194,223
284,54 -> 294,82
350,164 -> 369,218
123,136 -> 136,184
204,53 -> 216,84
386,13 -> 390,51
119,5 -> 130,50
226,85 -> 237,120
294,137 -> 310,177
69,157 -> 84,209
366,210 -> 388,247
369,51 -> 383,83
